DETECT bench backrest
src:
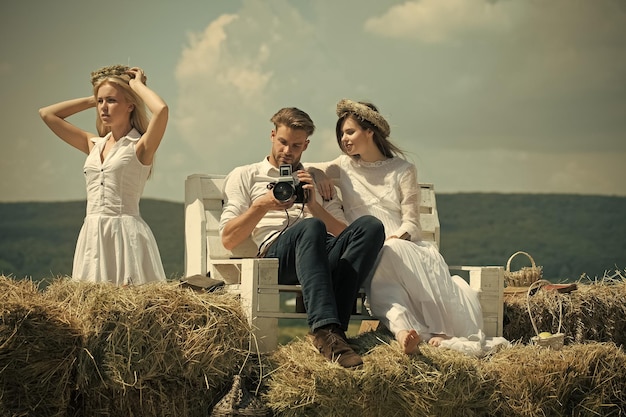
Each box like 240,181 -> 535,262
184,173 -> 441,276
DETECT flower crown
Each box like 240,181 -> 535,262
90,64 -> 144,86
336,98 -> 390,137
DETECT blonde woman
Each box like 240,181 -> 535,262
39,65 -> 168,285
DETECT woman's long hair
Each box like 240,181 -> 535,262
93,76 -> 149,137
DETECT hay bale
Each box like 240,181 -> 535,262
262,338 -> 363,417
0,275 -> 82,417
263,331 -> 495,417
0,274 -> 40,298
261,329 -> 626,417
504,270 -> 626,347
482,343 -> 626,416
43,279 -> 252,417
418,345 -> 494,416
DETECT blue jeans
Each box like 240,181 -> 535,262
265,215 -> 384,331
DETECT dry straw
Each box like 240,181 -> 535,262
0,276 -> 82,417
482,342 -> 626,416
44,279 -> 251,416
261,332 -> 626,416
260,270 -> 626,416
0,276 -> 252,417
505,251 -> 543,287
504,269 -> 626,347
3,271 -> 626,417
263,330 -> 494,417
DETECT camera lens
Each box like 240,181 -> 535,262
273,182 -> 295,203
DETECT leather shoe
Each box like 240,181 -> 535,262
308,324 -> 363,369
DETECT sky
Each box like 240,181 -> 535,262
1,0 -> 625,203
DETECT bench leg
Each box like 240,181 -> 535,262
239,259 -> 279,353
466,266 -> 504,337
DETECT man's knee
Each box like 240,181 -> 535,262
352,215 -> 385,240
301,217 -> 326,233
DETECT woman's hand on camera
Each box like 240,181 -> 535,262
307,167 -> 333,201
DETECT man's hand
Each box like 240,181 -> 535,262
295,170 -> 320,210
254,188 -> 296,211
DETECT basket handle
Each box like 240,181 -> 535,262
507,251 -> 537,273
526,279 -> 563,336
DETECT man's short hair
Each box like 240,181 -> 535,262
270,107 -> 315,137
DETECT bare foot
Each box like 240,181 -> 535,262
397,329 -> 421,354
428,334 -> 451,347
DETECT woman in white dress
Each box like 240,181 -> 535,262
312,99 -> 484,354
39,65 -> 167,285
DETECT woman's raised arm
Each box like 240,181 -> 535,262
128,67 -> 168,166
39,96 -> 97,154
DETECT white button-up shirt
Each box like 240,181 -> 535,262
219,157 -> 347,253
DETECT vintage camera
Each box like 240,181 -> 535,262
271,164 -> 307,203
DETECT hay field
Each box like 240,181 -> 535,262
1,272 -> 625,417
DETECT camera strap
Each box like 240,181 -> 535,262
255,204 -> 306,257
256,230 -> 280,258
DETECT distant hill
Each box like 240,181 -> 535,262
436,193 -> 626,281
1,194 -> 624,284
0,200 -> 183,284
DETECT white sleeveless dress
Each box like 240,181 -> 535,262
72,129 -> 166,286
319,156 -> 499,354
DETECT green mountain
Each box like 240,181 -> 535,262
1,194 -> 624,284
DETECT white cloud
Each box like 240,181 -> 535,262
176,14 -> 273,99
173,11 -> 276,173
364,0 -> 514,43
176,15 -> 239,79
171,1 -> 342,175
222,44 -> 272,99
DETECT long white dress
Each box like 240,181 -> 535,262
72,129 -> 166,286
318,155 -> 493,353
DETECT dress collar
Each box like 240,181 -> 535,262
90,128 -> 141,144
345,154 -> 396,168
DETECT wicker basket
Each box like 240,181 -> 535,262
210,375 -> 269,417
505,251 -> 543,287
526,280 -> 564,350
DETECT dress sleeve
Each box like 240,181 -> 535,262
391,163 -> 422,241
305,156 -> 343,200
305,157 -> 342,181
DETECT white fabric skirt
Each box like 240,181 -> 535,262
72,214 -> 166,286
366,239 -> 483,341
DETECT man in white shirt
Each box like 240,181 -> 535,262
219,107 -> 384,368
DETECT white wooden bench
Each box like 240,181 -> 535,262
184,173 -> 504,353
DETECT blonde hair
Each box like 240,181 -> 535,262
91,65 -> 149,137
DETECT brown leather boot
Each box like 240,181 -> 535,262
308,324 -> 363,369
